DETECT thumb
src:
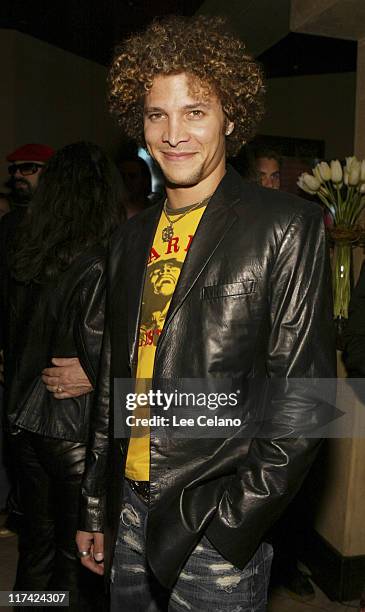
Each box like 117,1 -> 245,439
52,357 -> 78,366
93,533 -> 104,559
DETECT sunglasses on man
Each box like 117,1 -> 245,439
8,162 -> 44,177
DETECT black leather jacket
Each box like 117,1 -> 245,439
4,247 -> 106,443
80,167 -> 336,588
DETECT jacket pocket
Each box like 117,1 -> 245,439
201,280 -> 256,300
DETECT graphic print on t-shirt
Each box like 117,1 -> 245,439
125,204 -> 207,481
138,208 -> 206,351
139,256 -> 183,348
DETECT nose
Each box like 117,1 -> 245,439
261,175 -> 274,189
162,116 -> 189,148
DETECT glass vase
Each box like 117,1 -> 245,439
332,242 -> 352,320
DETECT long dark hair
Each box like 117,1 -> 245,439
11,142 -> 126,282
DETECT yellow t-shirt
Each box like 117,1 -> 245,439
125,203 -> 207,481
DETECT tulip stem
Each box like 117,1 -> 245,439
335,185 -> 343,224
332,243 -> 352,319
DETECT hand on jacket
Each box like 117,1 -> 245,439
76,530 -> 104,575
42,357 -> 93,398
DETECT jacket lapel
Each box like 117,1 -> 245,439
126,205 -> 162,368
126,166 -> 251,365
162,167 -> 242,334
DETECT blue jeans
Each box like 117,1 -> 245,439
110,482 -> 273,612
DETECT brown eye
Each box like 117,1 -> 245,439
149,113 -> 163,121
188,110 -> 204,119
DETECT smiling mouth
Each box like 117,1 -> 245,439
161,152 -> 196,161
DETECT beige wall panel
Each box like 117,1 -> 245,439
354,39 -> 365,158
0,30 -> 122,185
313,357 -> 365,556
291,0 -> 365,40
260,72 -> 356,160
344,431 -> 365,555
313,438 -> 351,553
0,31 -> 16,183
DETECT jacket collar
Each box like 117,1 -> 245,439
127,165 -> 245,365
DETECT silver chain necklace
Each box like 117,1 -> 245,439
161,194 -> 212,242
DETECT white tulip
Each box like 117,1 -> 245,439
317,161 -> 331,182
297,176 -> 307,192
345,156 -> 357,172
297,175 -> 314,195
360,182 -> 365,194
330,160 -> 343,183
313,165 -> 323,183
349,160 -> 361,186
344,169 -> 349,186
303,173 -> 321,192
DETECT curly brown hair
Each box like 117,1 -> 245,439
109,15 -> 265,157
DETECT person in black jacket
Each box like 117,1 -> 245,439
0,146 -> 54,533
72,16 -> 336,612
3,142 -> 125,610
47,16 -> 335,612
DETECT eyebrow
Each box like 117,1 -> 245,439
183,103 -> 211,110
144,102 -> 211,114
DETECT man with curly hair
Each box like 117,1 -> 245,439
45,14 -> 335,611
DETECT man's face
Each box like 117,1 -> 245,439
9,161 -> 43,203
143,73 -> 232,191
149,262 -> 181,297
256,157 -> 280,190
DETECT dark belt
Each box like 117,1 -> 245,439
126,478 -> 150,504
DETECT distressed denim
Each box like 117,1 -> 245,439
110,482 -> 273,612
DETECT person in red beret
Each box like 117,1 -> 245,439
0,144 -> 54,538
6,143 -> 54,206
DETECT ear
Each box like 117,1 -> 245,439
225,121 -> 234,136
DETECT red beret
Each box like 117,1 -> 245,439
6,143 -> 55,163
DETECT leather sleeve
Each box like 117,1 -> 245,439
78,233 -> 124,532
75,260 -> 106,388
344,262 -> 365,377
73,258 -> 109,532
79,320 -> 111,532
206,208 -> 336,568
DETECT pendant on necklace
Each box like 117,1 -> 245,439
162,225 -> 174,242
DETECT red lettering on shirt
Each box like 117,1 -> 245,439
139,328 -> 162,347
185,235 -> 194,252
148,247 -> 160,264
165,237 -> 180,254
